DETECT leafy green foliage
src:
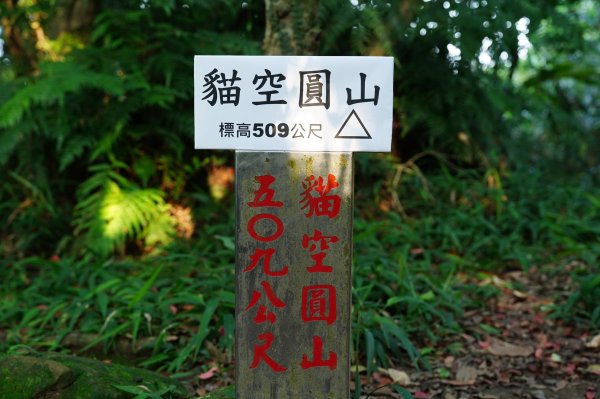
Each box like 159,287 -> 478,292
351,160 -> 600,370
510,0 -> 600,174
73,163 -> 175,256
0,0 -> 262,257
319,0 -> 599,170
2,0 -> 598,257
0,213 -> 235,371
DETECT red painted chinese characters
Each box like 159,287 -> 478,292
245,173 -> 342,372
299,174 -> 341,370
245,175 -> 288,372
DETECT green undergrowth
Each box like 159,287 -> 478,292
1,167 -> 598,385
352,164 -> 600,371
0,219 -> 237,374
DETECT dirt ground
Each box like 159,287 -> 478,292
352,264 -> 600,399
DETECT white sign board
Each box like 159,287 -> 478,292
194,56 -> 393,152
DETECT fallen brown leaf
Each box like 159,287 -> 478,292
486,337 -> 534,357
553,380 -> 568,391
386,368 -> 411,386
512,290 -> 528,299
372,371 -> 393,386
199,367 -> 219,380
444,356 -> 455,368
585,334 -> 600,349
585,364 -> 600,375
455,363 -> 479,384
565,363 -> 577,374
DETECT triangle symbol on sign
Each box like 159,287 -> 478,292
335,109 -> 372,139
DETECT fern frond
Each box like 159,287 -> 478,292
0,61 -> 125,129
58,135 -> 95,171
74,165 -> 175,256
0,127 -> 24,165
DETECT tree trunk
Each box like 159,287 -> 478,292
1,0 -> 37,75
1,0 -> 98,76
262,0 -> 320,55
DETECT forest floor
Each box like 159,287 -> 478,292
352,262 -> 600,399
193,262 -> 599,399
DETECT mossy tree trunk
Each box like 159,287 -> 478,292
0,353 -> 189,399
263,0 -> 320,55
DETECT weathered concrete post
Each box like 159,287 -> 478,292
194,55 -> 392,399
235,151 -> 353,398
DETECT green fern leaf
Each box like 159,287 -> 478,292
74,165 -> 175,256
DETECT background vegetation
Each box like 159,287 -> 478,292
1,0 -> 598,397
